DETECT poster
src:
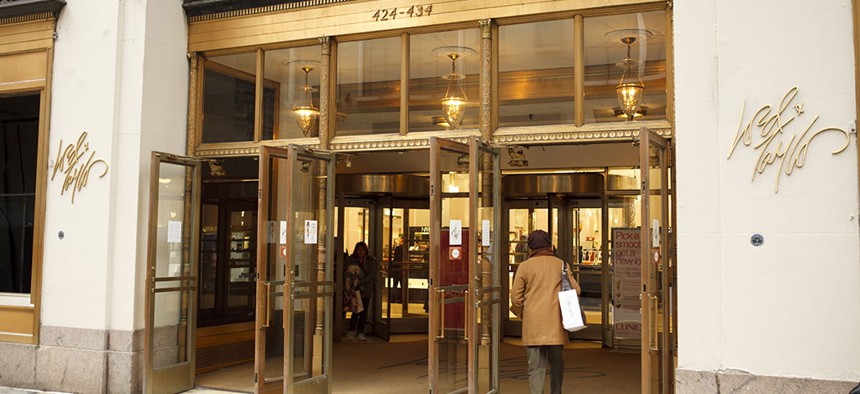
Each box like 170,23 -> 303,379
449,219 -> 462,245
612,228 -> 641,311
304,220 -> 317,244
167,220 -> 182,243
280,220 -> 287,244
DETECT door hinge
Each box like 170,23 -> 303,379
254,372 -> 258,383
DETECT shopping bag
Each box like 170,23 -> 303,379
558,289 -> 586,332
559,262 -> 586,332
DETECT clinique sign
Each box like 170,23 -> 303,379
50,131 -> 109,203
727,87 -> 851,193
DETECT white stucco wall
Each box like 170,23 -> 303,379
676,0 -> 860,382
42,0 -> 187,332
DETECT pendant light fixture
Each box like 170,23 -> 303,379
291,62 -> 320,137
432,46 -> 475,130
615,36 -> 645,121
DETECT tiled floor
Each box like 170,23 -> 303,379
193,335 -> 640,393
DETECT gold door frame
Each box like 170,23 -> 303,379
468,137 -> 501,393
638,127 -> 674,394
255,145 -> 291,393
428,137 -> 471,393
144,152 -> 202,394
283,144 -> 336,393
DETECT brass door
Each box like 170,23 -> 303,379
429,137 -> 471,393
255,146 -> 290,393
144,152 -> 202,394
283,145 -> 335,393
638,128 -> 675,394
468,137 -> 501,393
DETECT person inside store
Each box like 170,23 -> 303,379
345,241 -> 378,342
391,237 -> 405,303
509,230 -> 580,394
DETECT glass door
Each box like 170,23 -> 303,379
469,138 -> 500,393
255,146 -> 289,393
429,137 -> 471,393
639,128 -> 675,394
144,152 -> 202,394
283,145 -> 335,393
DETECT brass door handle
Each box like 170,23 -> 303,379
262,282 -> 272,328
436,288 -> 445,339
649,294 -> 659,352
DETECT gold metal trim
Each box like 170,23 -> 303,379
494,126 -> 672,144
187,0 -> 354,23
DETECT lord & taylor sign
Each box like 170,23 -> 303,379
50,131 -> 110,203
727,87 -> 851,193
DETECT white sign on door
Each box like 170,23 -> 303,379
481,220 -> 491,246
167,220 -> 182,243
304,220 -> 318,244
449,220 -> 462,245
280,220 -> 287,244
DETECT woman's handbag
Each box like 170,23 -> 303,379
558,262 -> 587,332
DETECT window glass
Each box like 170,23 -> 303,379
0,92 -> 39,294
499,19 -> 575,127
336,37 -> 401,136
584,11 -> 667,122
409,29 -> 480,132
264,46 -> 321,139
202,53 -> 277,142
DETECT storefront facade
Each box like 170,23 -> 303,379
0,0 -> 857,393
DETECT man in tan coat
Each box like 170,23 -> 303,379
510,230 -> 580,394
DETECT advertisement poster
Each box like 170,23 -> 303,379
612,228 -> 641,310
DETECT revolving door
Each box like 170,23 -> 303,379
334,174 -> 431,339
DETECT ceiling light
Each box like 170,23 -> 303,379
432,46 -> 475,130
290,61 -> 320,137
615,36 -> 645,121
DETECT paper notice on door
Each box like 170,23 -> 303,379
481,220 -> 491,246
280,220 -> 287,244
167,220 -> 182,243
304,220 -> 318,244
449,219 -> 462,245
652,219 -> 660,247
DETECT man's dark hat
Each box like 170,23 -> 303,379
527,230 -> 552,250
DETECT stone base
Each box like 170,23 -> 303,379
677,368 -> 859,394
0,327 -> 144,394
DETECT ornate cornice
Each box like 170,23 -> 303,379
493,126 -> 673,145
185,0 -> 352,22
193,126 -> 673,157
0,0 -> 64,24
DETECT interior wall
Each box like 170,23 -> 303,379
676,0 -> 860,382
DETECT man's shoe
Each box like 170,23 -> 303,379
346,331 -> 356,341
356,332 -> 367,342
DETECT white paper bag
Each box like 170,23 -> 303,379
558,289 -> 586,332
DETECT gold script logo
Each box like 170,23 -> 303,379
727,87 -> 851,193
50,131 -> 109,203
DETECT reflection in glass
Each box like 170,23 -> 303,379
499,20 -> 575,127
584,11 -> 666,122
0,93 -> 38,294
410,30 -> 480,131
337,37 -> 401,136
264,46 -> 322,139
203,53 -> 278,142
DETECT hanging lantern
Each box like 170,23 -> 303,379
615,36 -> 645,121
292,64 -> 319,137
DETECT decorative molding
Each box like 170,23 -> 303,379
0,0 -> 64,24
319,36 -> 331,149
186,53 -> 199,156
192,126 -> 673,156
186,0 -> 352,22
494,127 -> 672,145
479,18 -> 492,142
